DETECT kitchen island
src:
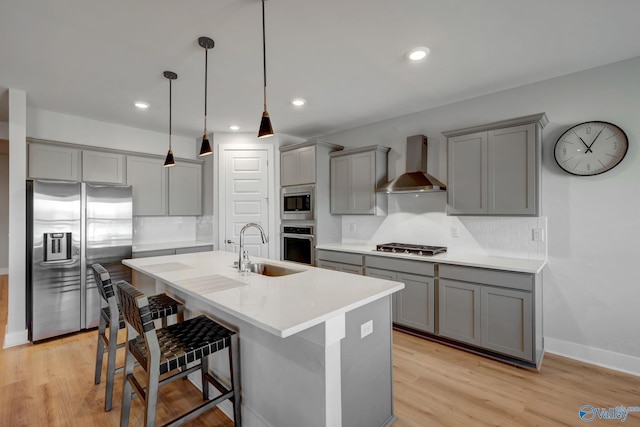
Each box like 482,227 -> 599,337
123,250 -> 404,427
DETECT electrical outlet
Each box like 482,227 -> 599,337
361,320 -> 373,338
532,228 -> 544,242
349,222 -> 357,233
450,226 -> 460,238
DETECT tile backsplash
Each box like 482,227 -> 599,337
341,193 -> 547,260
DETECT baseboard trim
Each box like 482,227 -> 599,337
3,329 -> 29,349
0,268 -> 8,275
545,337 -> 640,377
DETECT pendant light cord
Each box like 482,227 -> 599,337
204,47 -> 208,132
262,0 -> 267,112
169,78 -> 172,150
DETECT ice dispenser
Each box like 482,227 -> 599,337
43,232 -> 72,262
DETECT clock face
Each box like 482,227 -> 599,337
554,121 -> 628,176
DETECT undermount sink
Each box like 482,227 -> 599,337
248,262 -> 303,277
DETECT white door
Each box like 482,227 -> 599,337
220,148 -> 270,258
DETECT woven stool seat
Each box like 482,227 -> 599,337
91,263 -> 184,412
117,280 -> 241,427
130,315 -> 233,375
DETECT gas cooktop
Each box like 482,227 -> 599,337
375,243 -> 447,256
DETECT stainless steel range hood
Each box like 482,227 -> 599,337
376,134 -> 446,193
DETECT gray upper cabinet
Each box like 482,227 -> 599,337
330,145 -> 389,215
126,156 -> 203,216
82,150 -> 125,184
444,113 -> 547,216
126,155 -> 167,216
169,161 -> 202,216
28,143 -> 80,181
281,145 -> 316,186
280,140 -> 344,188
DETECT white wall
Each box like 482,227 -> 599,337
320,56 -> 640,375
27,109 -> 196,159
0,154 -> 8,273
5,89 -> 27,347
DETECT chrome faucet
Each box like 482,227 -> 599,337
238,223 -> 269,272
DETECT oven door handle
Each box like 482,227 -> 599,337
281,233 -> 315,241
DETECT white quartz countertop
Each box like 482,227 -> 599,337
123,251 -> 404,338
132,241 -> 214,253
316,243 -> 546,274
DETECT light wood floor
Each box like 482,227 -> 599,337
2,274 -> 639,426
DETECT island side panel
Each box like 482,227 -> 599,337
154,279 -> 335,427
341,295 -> 396,427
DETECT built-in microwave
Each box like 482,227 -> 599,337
281,185 -> 314,221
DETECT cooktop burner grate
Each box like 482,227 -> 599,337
375,242 -> 447,256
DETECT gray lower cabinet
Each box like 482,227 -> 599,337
316,250 -> 364,275
438,264 -> 539,364
481,286 -> 532,360
364,267 -> 399,323
438,279 -> 481,346
365,256 -> 435,334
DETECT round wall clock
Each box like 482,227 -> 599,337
554,121 -> 628,176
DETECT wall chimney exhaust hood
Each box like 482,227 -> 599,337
376,134 -> 446,193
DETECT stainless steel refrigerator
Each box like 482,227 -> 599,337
26,180 -> 133,341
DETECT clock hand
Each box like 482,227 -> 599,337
573,131 -> 591,153
585,128 -> 605,153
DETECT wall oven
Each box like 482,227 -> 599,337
281,225 -> 315,266
281,185 -> 314,221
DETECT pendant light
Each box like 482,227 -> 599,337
258,0 -> 274,138
163,71 -> 177,167
198,36 -> 214,156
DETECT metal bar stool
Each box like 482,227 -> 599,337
116,280 -> 241,427
91,263 -> 184,412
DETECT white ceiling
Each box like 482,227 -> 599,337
1,0 -> 640,140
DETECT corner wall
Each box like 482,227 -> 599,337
0,153 -> 8,274
320,56 -> 640,376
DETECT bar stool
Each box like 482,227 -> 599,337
116,280 -> 241,427
91,263 -> 184,412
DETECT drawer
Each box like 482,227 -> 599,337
439,264 -> 533,292
316,250 -> 364,266
365,256 -> 434,277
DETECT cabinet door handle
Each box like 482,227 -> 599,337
226,239 -> 235,244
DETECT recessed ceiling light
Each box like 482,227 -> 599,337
407,47 -> 430,61
229,125 -> 240,131
291,98 -> 306,107
134,101 -> 150,109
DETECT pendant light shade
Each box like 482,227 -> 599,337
258,111 -> 274,138
198,36 -> 214,157
258,0 -> 274,138
163,71 -> 177,168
